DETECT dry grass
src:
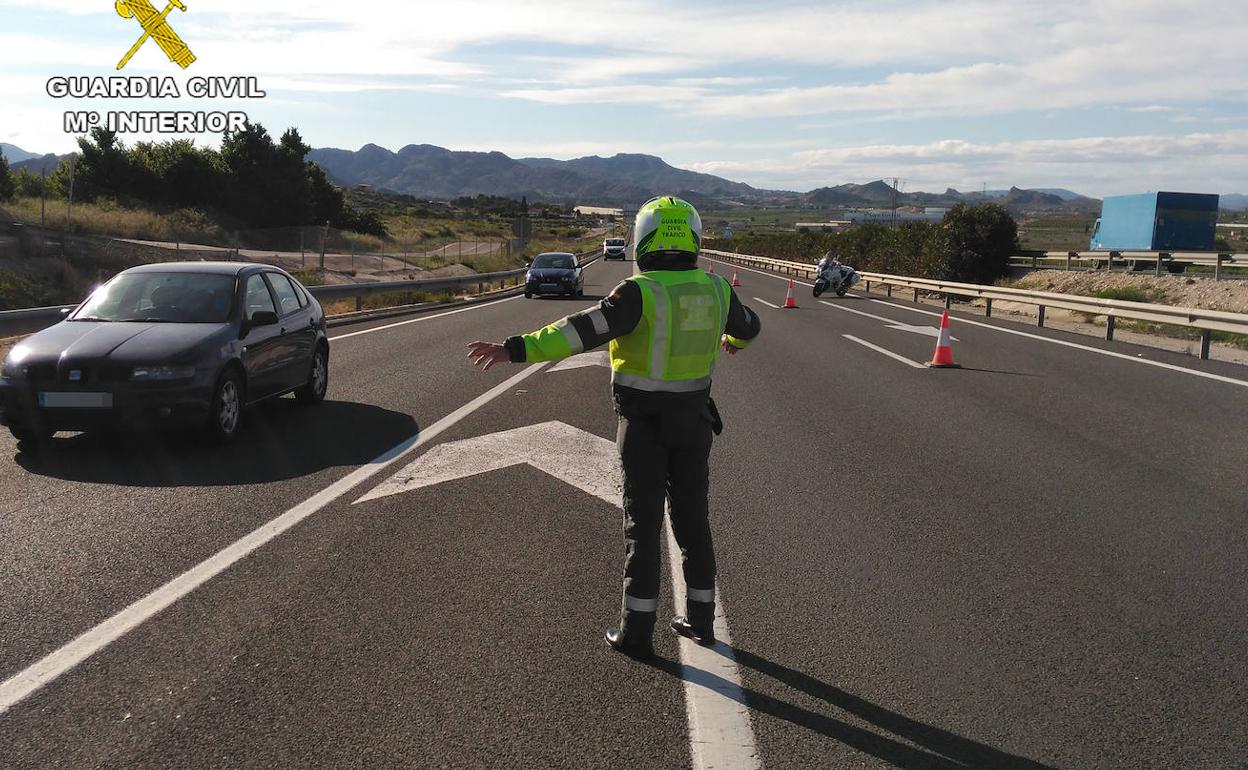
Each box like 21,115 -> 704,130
1,196 -> 225,243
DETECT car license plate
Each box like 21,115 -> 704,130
38,392 -> 113,409
540,283 -> 557,290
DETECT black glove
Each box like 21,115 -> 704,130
707,397 -> 724,436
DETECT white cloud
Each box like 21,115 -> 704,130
689,130 -> 1248,196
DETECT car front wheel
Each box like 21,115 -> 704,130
296,345 -> 329,404
207,368 -> 244,443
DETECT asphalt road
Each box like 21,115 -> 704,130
2,254 -> 1246,768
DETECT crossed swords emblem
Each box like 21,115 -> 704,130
115,0 -> 197,70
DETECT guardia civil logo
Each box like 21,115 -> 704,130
115,0 -> 196,70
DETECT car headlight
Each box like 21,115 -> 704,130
131,365 -> 196,381
2,345 -> 31,378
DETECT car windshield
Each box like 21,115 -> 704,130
606,239 -> 624,246
72,272 -> 237,323
531,254 -> 575,269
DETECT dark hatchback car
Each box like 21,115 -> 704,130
0,262 -> 329,444
524,252 -> 584,298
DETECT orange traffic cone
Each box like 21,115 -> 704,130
927,311 -> 960,368
731,271 -> 741,287
782,278 -> 799,309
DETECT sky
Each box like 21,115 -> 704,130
0,0 -> 1245,197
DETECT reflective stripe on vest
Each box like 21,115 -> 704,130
610,271 -> 730,392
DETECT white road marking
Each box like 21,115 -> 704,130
665,522 -> 761,770
327,256 -> 611,342
701,255 -> 1248,389
355,420 -> 620,506
867,298 -> 1248,389
0,362 -> 549,716
751,297 -> 780,309
818,301 -> 953,340
704,257 -> 814,288
329,296 -> 523,341
842,334 -> 928,369
549,350 -> 611,372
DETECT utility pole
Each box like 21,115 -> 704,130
66,156 -> 76,230
63,156 -> 76,257
319,220 -> 329,270
892,176 -> 901,229
40,167 -> 46,226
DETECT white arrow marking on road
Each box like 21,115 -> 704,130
356,418 -> 761,767
355,420 -> 621,507
819,300 -> 958,340
548,350 -> 611,372
886,323 -> 958,341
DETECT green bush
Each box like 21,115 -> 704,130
720,204 -> 1019,284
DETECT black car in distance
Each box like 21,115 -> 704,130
524,252 -> 584,298
0,262 -> 329,445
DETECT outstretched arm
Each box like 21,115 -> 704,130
468,281 -> 643,370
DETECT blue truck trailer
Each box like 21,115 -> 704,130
1090,192 -> 1220,251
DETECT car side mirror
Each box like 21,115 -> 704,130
250,310 -> 279,326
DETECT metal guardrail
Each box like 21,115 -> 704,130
702,249 -> 1248,360
0,249 -> 599,339
1009,251 -> 1247,279
308,268 -> 527,310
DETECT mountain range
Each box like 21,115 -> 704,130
6,140 -> 1248,211
307,144 -> 1111,212
0,143 -> 39,164
1,144 -> 70,175
305,144 -> 764,207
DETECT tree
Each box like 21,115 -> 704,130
0,150 -> 14,201
927,203 -> 1019,284
12,168 -> 43,198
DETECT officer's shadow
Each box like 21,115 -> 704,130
645,646 -> 1057,769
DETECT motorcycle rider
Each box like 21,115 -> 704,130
817,252 -> 840,273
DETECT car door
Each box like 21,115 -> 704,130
240,273 -> 284,399
264,272 -> 315,392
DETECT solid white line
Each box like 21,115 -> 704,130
866,298 -> 1248,389
665,522 -> 760,770
702,254 -> 1248,390
327,256 -> 611,342
0,362 -> 549,716
842,334 -> 927,369
752,297 -> 780,309
328,295 -> 523,341
703,255 -> 814,288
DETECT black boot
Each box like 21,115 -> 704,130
605,611 -> 655,658
670,600 -> 716,646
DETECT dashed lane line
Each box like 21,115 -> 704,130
702,254 -> 1248,390
842,334 -> 928,369
866,298 -> 1248,389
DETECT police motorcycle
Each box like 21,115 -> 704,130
812,254 -> 860,297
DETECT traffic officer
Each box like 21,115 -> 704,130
467,196 -> 761,657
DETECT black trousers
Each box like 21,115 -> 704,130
616,408 -> 716,621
